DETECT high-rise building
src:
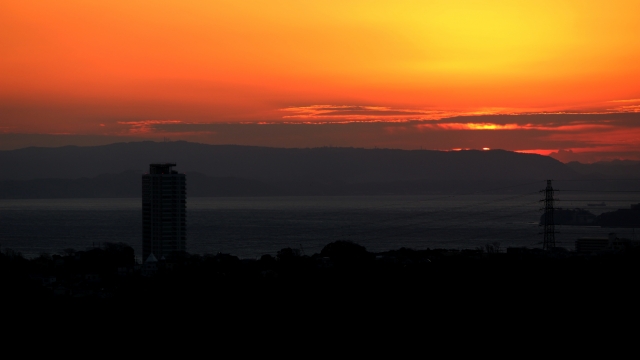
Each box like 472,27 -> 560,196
142,163 -> 186,262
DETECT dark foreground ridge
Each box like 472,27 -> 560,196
4,240 -> 640,324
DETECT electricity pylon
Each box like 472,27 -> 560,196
542,180 -> 556,250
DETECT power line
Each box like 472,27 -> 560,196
558,190 -> 640,193
225,185 -> 544,244
553,178 -> 640,182
204,178 -> 639,253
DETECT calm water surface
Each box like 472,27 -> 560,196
1,194 -> 638,260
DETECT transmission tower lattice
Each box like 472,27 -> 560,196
542,180 -> 556,250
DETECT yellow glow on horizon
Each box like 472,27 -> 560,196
515,149 -> 558,156
417,123 -> 522,130
2,0 -> 640,159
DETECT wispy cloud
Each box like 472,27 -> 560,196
280,105 -> 453,122
280,100 -> 640,124
607,98 -> 640,103
416,122 -> 616,131
117,120 -> 184,134
611,104 -> 640,113
601,98 -> 640,113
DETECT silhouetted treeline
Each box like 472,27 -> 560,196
3,240 -> 640,320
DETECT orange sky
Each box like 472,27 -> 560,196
2,1 -> 640,162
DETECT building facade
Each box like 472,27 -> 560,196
142,163 -> 186,262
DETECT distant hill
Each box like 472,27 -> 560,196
0,141 -> 588,198
1,141 -> 575,181
566,160 -> 640,179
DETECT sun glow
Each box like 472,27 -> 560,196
2,1 -> 640,159
417,123 -> 522,131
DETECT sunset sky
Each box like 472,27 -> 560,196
2,1 -> 640,162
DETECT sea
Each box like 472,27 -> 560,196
1,192 -> 638,261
